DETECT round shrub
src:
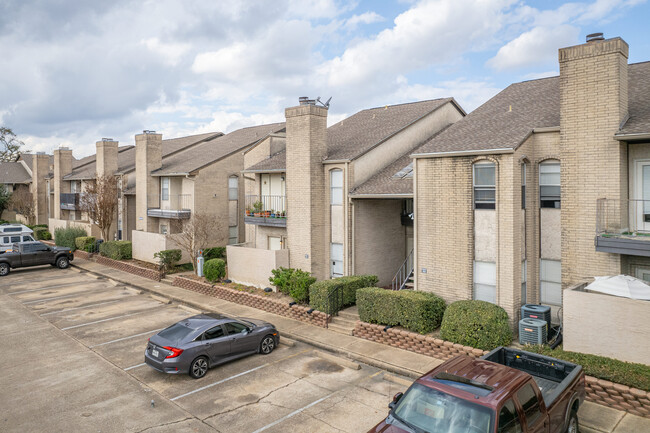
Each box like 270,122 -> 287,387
440,300 -> 512,350
204,258 -> 226,282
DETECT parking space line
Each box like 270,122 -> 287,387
9,280 -> 103,295
170,349 -> 310,402
250,392 -> 337,433
22,287 -> 111,305
124,363 -> 146,371
61,309 -> 161,330
90,328 -> 164,348
40,299 -> 122,316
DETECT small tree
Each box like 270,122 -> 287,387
0,186 -> 11,217
170,212 -> 220,274
79,175 -> 118,241
8,187 -> 35,224
0,127 -> 26,162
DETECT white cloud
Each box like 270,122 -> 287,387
487,25 -> 580,71
343,12 -> 384,30
142,38 -> 191,66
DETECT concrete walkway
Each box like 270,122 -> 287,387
70,258 -> 650,433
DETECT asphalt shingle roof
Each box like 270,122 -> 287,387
619,61 -> 650,136
0,162 -> 31,184
244,150 -> 286,172
65,146 -> 134,180
152,123 -> 285,175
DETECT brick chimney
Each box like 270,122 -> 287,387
96,138 -> 118,178
32,153 -> 49,224
135,130 -> 162,232
53,147 -> 73,219
285,98 -> 329,279
559,35 -> 629,284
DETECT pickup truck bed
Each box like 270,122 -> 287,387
482,347 -> 582,408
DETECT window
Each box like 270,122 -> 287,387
473,162 -> 496,209
23,236 -> 32,242
161,177 -> 170,201
474,261 -> 496,303
521,260 -> 527,306
228,226 -> 238,245
203,325 -> 225,340
521,164 -> 526,209
34,244 -> 50,252
331,243 -> 343,278
224,322 -> 248,335
540,259 -> 562,305
540,162 -> 560,208
10,236 -> 20,243
498,400 -> 522,433
160,224 -> 168,235
228,176 -> 238,201
516,384 -> 543,427
330,169 -> 343,205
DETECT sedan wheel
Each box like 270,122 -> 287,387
0,263 -> 9,276
56,257 -> 69,269
260,335 -> 275,355
189,357 -> 208,379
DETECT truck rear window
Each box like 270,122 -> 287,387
393,383 -> 494,433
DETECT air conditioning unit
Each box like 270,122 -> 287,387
521,304 -> 551,330
519,318 -> 548,345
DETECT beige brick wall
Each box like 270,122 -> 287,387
560,38 -> 629,285
32,153 -> 49,225
53,148 -> 73,220
135,132 -> 162,232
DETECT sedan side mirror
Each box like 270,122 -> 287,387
388,392 -> 403,410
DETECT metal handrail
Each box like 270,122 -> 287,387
325,285 -> 344,326
245,194 -> 287,216
596,198 -> 650,235
147,194 -> 192,211
391,248 -> 414,290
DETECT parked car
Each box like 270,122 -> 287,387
368,346 -> 585,433
0,223 -> 35,253
144,313 -> 280,379
0,242 -> 73,276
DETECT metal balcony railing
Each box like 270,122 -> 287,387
147,194 -> 192,219
244,195 -> 286,227
596,198 -> 650,256
60,193 -> 80,210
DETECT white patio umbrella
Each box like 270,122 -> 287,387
585,275 -> 650,300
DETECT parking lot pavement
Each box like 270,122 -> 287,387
1,266 -> 409,433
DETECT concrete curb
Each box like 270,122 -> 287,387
313,350 -> 361,370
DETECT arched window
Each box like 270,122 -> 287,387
330,169 -> 343,205
473,162 -> 495,209
539,161 -> 560,208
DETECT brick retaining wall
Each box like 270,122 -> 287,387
173,276 -> 329,328
95,255 -> 162,281
353,321 -> 650,419
74,250 -> 92,260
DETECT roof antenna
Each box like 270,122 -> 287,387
316,96 -> 331,109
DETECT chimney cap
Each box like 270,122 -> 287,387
36,151 -> 46,155
101,137 -> 114,141
143,130 -> 156,134
586,32 -> 604,43
298,96 -> 316,106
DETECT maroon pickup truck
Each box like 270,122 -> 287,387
369,347 -> 585,433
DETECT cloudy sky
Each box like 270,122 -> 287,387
2,0 -> 649,157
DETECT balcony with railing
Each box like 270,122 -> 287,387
596,198 -> 650,256
244,195 -> 287,227
147,194 -> 191,219
60,193 -> 80,210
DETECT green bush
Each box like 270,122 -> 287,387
524,345 -> 650,392
204,258 -> 226,282
309,275 -> 378,313
357,287 -> 446,334
99,240 -> 132,260
154,249 -> 182,272
203,247 -> 226,261
75,236 -> 96,252
54,227 -> 88,251
269,267 -> 316,303
440,300 -> 512,350
33,227 -> 52,240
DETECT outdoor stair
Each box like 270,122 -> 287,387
161,276 -> 175,285
403,275 -> 415,289
328,306 -> 360,335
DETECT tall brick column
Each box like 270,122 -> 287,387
135,131 -> 162,232
53,147 -> 73,220
32,153 -> 50,225
96,138 -> 118,178
285,102 -> 328,280
560,37 -> 629,284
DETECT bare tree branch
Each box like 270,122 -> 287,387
79,175 -> 118,240
0,127 -> 26,162
170,212 -> 220,274
8,187 -> 35,224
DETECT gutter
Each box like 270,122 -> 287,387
412,148 -> 515,159
241,168 -> 286,174
533,126 -> 560,133
349,193 -> 413,199
614,132 -> 650,141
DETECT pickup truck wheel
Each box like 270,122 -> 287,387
56,257 -> 69,269
0,263 -> 9,276
566,410 -> 579,433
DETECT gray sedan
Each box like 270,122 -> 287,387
144,313 -> 280,379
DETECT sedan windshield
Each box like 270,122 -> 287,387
393,383 -> 494,433
157,323 -> 194,344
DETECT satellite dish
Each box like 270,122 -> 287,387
316,96 -> 332,109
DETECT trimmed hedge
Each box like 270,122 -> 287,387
524,345 -> 650,392
440,300 -> 512,350
269,267 -> 316,303
54,227 -> 88,251
204,258 -> 226,282
154,249 -> 182,272
357,287 -> 446,334
203,247 -> 226,261
99,240 -> 132,260
309,275 -> 378,313
75,236 -> 96,252
33,227 -> 52,240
